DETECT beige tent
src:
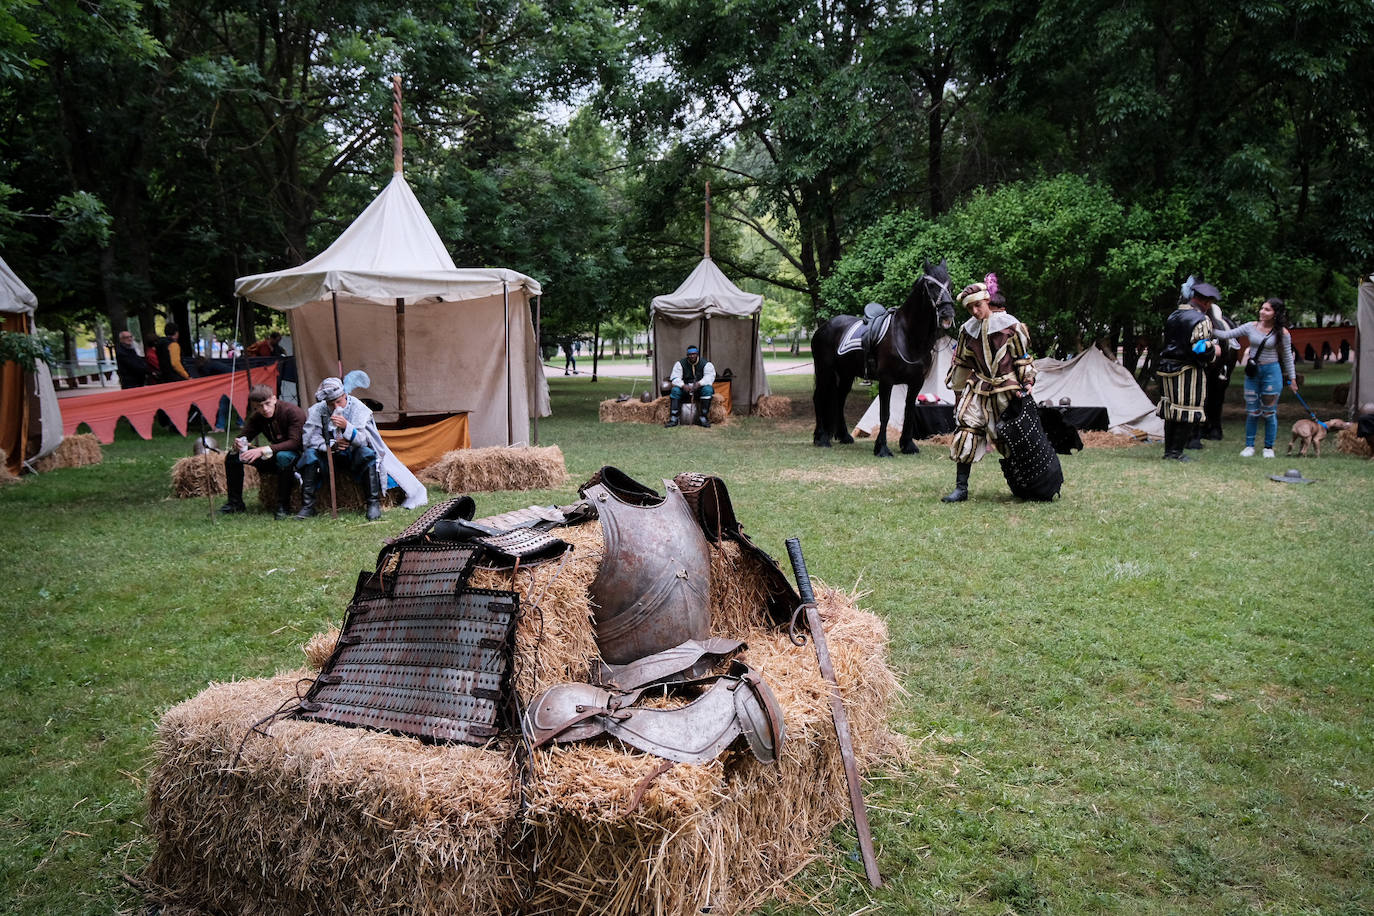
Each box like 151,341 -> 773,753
234,173 -> 549,449
651,258 -> 769,412
0,255 -> 62,473
1347,279 -> 1374,417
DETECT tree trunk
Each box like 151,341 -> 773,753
591,319 -> 601,382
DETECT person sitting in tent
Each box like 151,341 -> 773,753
296,377 -> 389,520
220,385 -> 306,520
941,277 -> 1036,502
665,344 -> 715,428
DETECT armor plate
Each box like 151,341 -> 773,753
1160,307 -> 1209,365
584,477 -> 711,665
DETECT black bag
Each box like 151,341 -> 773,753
1244,362 -> 1258,378
997,395 -> 1064,501
1244,331 -> 1272,379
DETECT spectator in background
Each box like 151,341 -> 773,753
155,322 -> 194,383
143,335 -> 161,378
113,330 -> 147,388
1212,296 -> 1297,458
245,331 -> 285,358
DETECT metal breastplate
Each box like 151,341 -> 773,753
1160,308 -> 1207,364
584,478 -> 711,665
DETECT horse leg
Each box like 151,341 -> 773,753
813,379 -> 832,447
899,386 -> 920,454
874,381 -> 894,457
834,374 -> 856,444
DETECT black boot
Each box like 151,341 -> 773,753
941,462 -> 971,502
294,462 -> 319,518
1185,419 -> 1204,450
695,396 -> 712,427
274,470 -> 295,521
219,452 -> 247,513
664,396 -> 681,428
364,462 -> 383,521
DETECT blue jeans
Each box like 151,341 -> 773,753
299,444 -> 378,488
1243,362 -> 1283,448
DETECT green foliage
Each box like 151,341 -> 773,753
0,329 -> 48,370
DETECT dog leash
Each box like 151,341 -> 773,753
1292,390 -> 1326,429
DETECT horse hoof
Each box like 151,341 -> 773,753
814,438 -> 832,448
901,442 -> 920,455
874,445 -> 893,458
838,433 -> 855,445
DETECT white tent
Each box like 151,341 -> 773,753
851,336 -> 956,438
0,255 -> 62,473
1347,279 -> 1374,417
235,172 -> 550,451
651,258 -> 769,411
1027,346 -> 1163,437
855,341 -> 1163,440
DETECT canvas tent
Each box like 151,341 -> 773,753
1347,279 -> 1374,417
855,341 -> 1163,440
651,258 -> 769,412
0,255 -> 62,473
234,172 -> 549,453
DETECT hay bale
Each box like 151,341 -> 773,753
754,394 -> 793,418
599,396 -> 727,426
146,517 -> 901,916
32,433 -> 104,472
170,455 -> 257,498
258,470 -> 394,513
417,445 -> 569,494
0,448 -> 18,485
1337,425 -> 1373,458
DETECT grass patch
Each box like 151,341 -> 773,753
2,370 -> 1371,914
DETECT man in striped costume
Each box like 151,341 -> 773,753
1157,281 -> 1221,461
941,278 -> 1036,502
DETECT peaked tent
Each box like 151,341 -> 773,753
0,255 -> 62,473
1027,346 -> 1163,438
235,172 -> 550,454
1346,279 -> 1374,417
651,258 -> 769,412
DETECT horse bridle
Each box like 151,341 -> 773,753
888,272 -> 954,366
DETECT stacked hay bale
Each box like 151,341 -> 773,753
32,433 -> 103,471
0,448 -> 18,484
170,454 -> 256,498
753,394 -> 793,418
418,445 -> 568,494
599,396 -> 727,425
1337,424 -> 1373,458
145,516 -> 899,916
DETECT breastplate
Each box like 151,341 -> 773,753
584,478 -> 711,665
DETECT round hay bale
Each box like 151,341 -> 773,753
1337,424 -> 1373,457
170,455 -> 257,498
32,433 -> 104,472
417,445 -> 569,494
753,394 -> 792,418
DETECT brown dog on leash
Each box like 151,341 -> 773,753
1287,418 -> 1350,458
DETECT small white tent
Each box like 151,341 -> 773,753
235,172 -> 549,451
0,255 -> 62,473
651,258 -> 769,412
855,341 -> 1163,440
1347,279 -> 1374,417
851,336 -> 956,438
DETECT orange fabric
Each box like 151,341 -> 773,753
377,412 -> 470,470
1288,326 -> 1356,356
1,313 -> 26,472
715,379 -> 732,415
61,363 -> 278,443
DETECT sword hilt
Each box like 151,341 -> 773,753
785,536 -> 816,605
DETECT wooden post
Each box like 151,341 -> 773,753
396,298 -> 407,416
504,282 -> 512,446
392,75 -> 404,174
532,294 -> 541,446
704,181 -> 711,259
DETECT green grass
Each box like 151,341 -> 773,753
2,368 -> 1371,914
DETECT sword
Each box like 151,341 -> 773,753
325,418 -> 340,519
785,536 -> 882,889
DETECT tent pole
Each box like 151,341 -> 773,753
704,181 -> 711,259
532,294 -> 541,446
749,313 -> 760,415
504,282 -> 512,446
331,291 -> 343,378
395,297 -> 407,417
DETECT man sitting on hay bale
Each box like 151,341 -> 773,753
221,385 -> 306,520
664,344 -> 715,428
296,377 -> 388,520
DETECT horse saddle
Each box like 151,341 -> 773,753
836,304 -> 894,380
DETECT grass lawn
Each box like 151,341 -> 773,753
2,366 -> 1371,914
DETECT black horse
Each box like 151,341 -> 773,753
812,259 -> 957,456
1194,310 -> 1241,446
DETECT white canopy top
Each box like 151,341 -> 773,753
0,255 -> 38,316
651,257 -> 763,319
234,172 -> 541,309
